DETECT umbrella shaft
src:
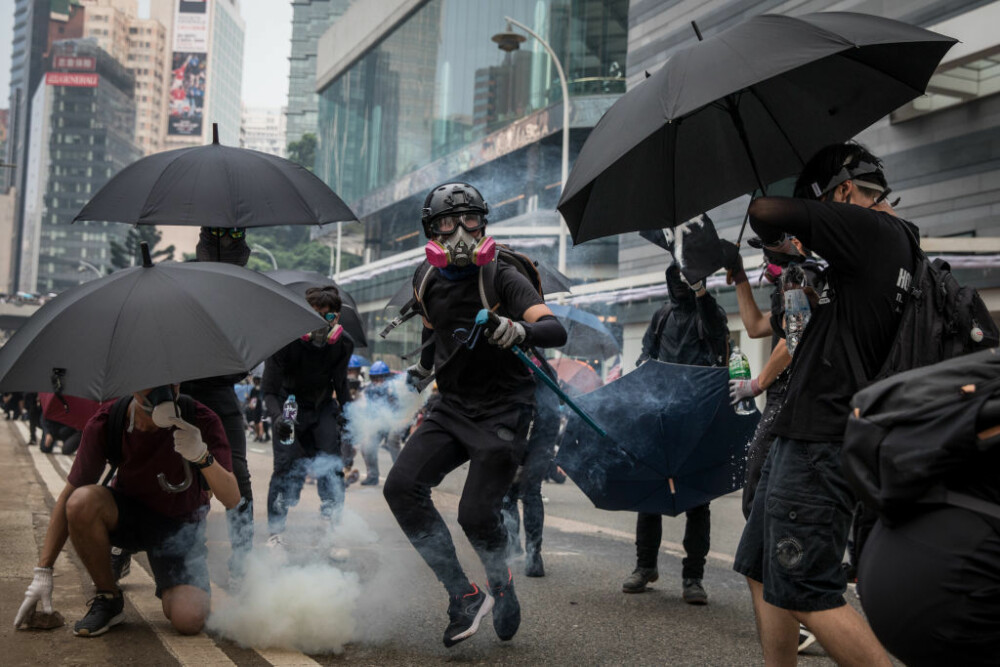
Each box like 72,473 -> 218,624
510,345 -> 607,438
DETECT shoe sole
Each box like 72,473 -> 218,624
445,593 -> 495,647
798,631 -> 817,653
683,596 -> 708,605
74,612 -> 125,637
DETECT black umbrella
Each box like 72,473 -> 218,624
558,12 -> 955,243
556,361 -> 759,515
264,269 -> 368,348
548,303 -> 620,360
0,245 -> 325,401
74,125 -> 357,228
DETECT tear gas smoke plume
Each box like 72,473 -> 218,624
344,374 -> 427,456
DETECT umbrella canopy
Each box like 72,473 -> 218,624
555,360 -> 759,516
264,269 -> 367,347
0,249 -> 326,401
39,392 -> 108,431
549,303 -> 620,360
73,125 -> 357,228
548,357 -> 603,396
558,12 -> 956,243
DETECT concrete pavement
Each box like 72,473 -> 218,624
0,418 -> 854,665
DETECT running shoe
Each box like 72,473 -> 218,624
490,569 -> 521,641
73,591 -> 125,637
442,583 -> 493,648
798,625 -> 817,653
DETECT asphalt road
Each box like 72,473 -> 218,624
0,418 -> 856,666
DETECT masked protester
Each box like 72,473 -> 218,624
13,385 -> 238,637
383,182 -> 566,649
261,285 -> 353,560
176,226 -> 255,585
625,262 -> 728,605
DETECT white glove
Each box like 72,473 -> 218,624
489,316 -> 526,349
14,567 -> 53,629
728,378 -> 762,405
168,416 -> 208,462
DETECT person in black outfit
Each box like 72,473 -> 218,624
623,263 -> 728,605
501,372 -> 561,577
383,182 -> 566,648
733,143 -> 910,665
23,393 -> 41,445
262,286 -> 353,556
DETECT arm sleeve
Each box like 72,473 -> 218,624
66,411 -> 111,487
523,315 -> 567,349
331,339 -> 354,408
419,325 -> 435,370
697,292 -> 729,342
261,351 -> 285,421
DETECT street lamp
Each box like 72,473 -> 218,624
77,260 -> 102,279
492,17 -> 571,274
251,243 -> 278,270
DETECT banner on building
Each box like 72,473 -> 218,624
168,0 -> 208,136
46,72 -> 99,87
53,55 -> 96,71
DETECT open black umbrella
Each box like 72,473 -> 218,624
0,245 -> 325,401
74,125 -> 357,228
549,303 -> 620,360
558,12 -> 955,243
264,269 -> 368,348
555,361 -> 758,516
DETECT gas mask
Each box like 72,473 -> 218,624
425,227 -> 496,269
196,227 -> 251,266
301,313 -> 344,348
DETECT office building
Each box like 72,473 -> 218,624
241,105 -> 286,156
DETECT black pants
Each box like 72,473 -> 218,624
267,401 -> 345,534
636,504 -> 711,580
383,399 -> 532,596
502,406 -> 559,554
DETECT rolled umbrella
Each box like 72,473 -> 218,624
0,244 -> 326,401
558,12 -> 956,243
556,360 -> 759,516
74,124 -> 357,229
548,303 -> 620,360
264,269 -> 367,348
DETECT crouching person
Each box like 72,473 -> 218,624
13,385 -> 239,637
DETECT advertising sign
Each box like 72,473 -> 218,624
46,72 -> 99,87
52,55 -> 96,71
168,0 -> 208,136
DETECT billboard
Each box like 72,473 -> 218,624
168,0 -> 209,136
46,72 -> 99,87
52,56 -> 96,71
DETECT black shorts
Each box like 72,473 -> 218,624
108,489 -> 210,598
733,437 -> 854,612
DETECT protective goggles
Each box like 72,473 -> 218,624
324,312 -> 338,322
428,213 -> 486,237
807,160 -> 890,204
209,227 -> 246,239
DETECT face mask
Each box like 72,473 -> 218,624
425,227 -> 496,269
300,323 -> 343,348
196,228 -> 251,266
143,385 -> 177,428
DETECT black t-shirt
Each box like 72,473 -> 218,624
750,199 -> 918,442
422,263 -> 543,414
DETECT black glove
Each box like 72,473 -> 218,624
406,363 -> 433,392
275,420 -> 294,442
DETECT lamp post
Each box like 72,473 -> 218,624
251,243 -> 278,270
492,16 -> 571,274
77,260 -> 102,279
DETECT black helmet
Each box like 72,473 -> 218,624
421,182 -> 489,238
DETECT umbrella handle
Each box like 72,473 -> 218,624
157,463 -> 193,494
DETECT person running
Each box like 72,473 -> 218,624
262,285 -> 353,558
623,262 -> 728,604
383,182 -> 566,648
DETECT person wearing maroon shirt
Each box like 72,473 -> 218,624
13,386 -> 239,638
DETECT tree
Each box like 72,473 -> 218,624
287,133 -> 317,172
109,225 -> 175,271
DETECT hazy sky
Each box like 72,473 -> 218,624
0,0 -> 293,111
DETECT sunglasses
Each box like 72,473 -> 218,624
209,227 -> 246,239
429,213 -> 485,237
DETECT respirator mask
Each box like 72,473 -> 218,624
300,312 -> 343,348
424,213 -> 496,269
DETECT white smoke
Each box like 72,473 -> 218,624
343,374 -> 427,455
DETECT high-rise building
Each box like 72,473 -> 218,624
162,0 -> 245,149
285,0 -> 351,148
241,105 -> 286,157
20,39 -> 140,293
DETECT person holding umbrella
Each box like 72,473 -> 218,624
383,182 -> 566,648
733,142 -> 908,665
262,285 -> 354,558
623,262 -> 728,604
13,385 -> 239,637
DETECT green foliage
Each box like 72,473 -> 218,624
287,133 -> 317,172
109,225 -> 175,271
243,225 -> 361,274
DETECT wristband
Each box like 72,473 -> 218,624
194,452 -> 215,469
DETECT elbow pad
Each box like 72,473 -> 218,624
523,315 -> 567,348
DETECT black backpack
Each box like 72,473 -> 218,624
842,221 -> 998,387
100,394 -> 199,488
843,347 -> 1000,524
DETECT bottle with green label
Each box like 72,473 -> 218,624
728,346 -> 756,415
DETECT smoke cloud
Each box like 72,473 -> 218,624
343,374 -> 427,457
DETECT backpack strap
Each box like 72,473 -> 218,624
101,396 -> 133,487
942,490 -> 1000,521
478,258 -> 501,312
646,303 -> 673,362
414,261 -> 436,309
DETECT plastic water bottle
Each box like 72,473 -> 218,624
728,346 -> 756,416
783,263 -> 812,356
279,394 -> 298,446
